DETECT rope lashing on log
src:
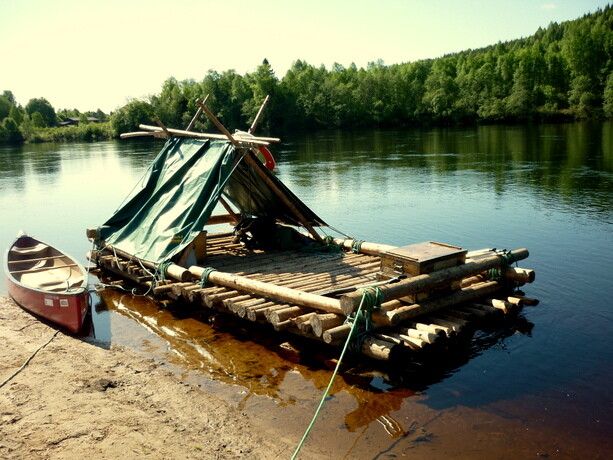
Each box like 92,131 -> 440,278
351,238 -> 365,254
157,261 -> 172,281
487,250 -> 519,282
346,286 -> 384,353
198,267 -> 218,287
291,286 -> 382,459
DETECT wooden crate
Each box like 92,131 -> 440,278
379,241 -> 466,303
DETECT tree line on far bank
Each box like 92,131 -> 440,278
1,5 -> 612,144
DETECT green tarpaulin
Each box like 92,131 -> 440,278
98,137 -> 325,264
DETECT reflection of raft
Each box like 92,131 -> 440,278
87,96 -> 538,362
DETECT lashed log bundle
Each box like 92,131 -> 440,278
89,230 -> 537,360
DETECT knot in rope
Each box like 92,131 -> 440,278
199,267 -> 218,287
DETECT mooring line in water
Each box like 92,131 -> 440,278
291,287 -> 382,459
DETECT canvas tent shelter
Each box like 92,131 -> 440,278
96,137 -> 326,265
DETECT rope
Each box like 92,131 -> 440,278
350,238 -> 364,254
291,287 -> 383,459
157,261 -> 172,281
198,267 -> 218,287
487,249 -> 518,281
346,287 -> 384,353
0,329 -> 60,389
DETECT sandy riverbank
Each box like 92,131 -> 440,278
0,296 -> 294,459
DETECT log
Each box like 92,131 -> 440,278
269,306 -> 305,324
328,237 -> 396,257
505,267 -> 535,283
486,298 -> 513,314
509,295 -> 539,306
189,266 -> 343,314
137,124 -> 277,145
387,332 -> 429,350
323,324 -> 352,344
410,322 -> 449,338
294,312 -> 318,334
361,337 -> 404,361
426,316 -> 465,334
340,249 -> 529,315
397,327 -> 439,344
87,231 -> 191,282
171,282 -> 197,297
310,313 -> 345,337
372,281 -> 502,326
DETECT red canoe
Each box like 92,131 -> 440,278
5,233 -> 90,333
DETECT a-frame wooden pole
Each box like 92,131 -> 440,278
195,98 -> 324,244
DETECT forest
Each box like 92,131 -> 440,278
1,5 -> 611,144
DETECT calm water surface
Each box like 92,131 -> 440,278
1,122 -> 611,459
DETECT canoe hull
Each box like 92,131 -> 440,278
5,234 -> 90,333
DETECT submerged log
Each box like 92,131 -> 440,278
340,248 -> 529,315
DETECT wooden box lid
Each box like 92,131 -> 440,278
381,241 -> 466,264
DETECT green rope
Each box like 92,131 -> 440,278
487,249 -> 518,281
291,287 -> 383,459
157,261 -> 172,281
350,238 -> 364,254
198,267 -> 218,287
347,287 -> 384,352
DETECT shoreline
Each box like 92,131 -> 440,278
0,296 -> 293,459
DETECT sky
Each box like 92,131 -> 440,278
0,0 -> 610,113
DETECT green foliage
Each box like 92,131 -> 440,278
24,122 -> 113,143
109,100 -> 154,135
603,72 -> 613,117
1,6 -> 612,146
25,98 -> 57,127
2,90 -> 16,106
31,112 -> 46,128
1,117 -> 23,143
0,96 -> 11,120
9,106 -> 24,125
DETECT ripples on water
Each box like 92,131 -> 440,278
0,122 -> 611,458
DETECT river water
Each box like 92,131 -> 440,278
1,122 -> 611,458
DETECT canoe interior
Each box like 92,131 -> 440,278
7,235 -> 86,293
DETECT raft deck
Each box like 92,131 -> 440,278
90,230 -> 537,362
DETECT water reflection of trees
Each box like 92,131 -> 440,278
285,121 -> 613,223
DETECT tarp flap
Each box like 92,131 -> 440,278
99,138 -> 236,264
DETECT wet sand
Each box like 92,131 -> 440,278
0,296 -> 299,459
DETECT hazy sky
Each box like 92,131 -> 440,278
0,0 -> 609,113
